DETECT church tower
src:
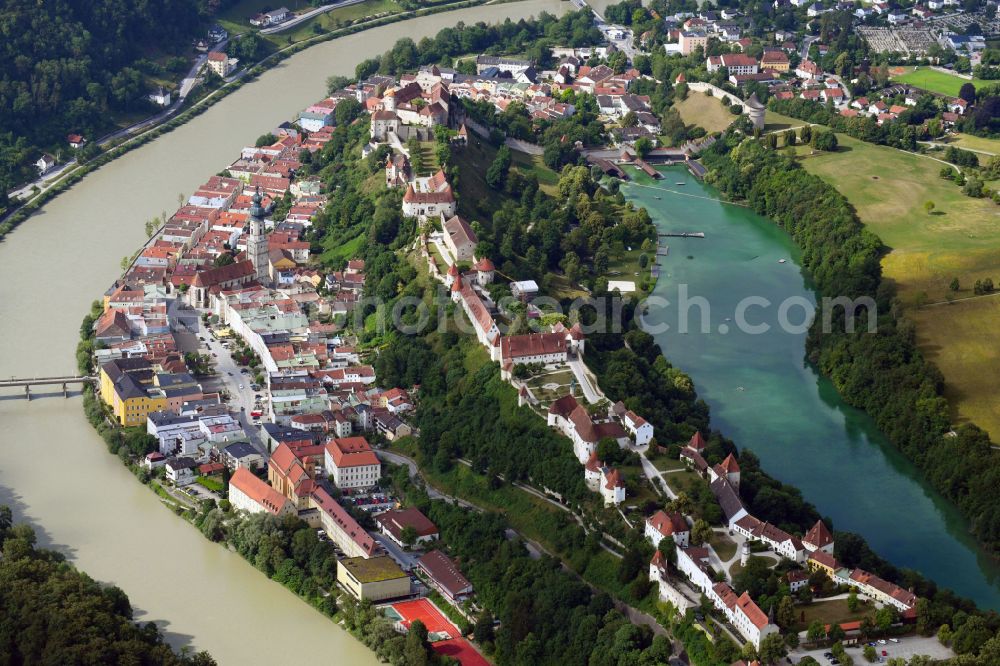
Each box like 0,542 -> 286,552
247,187 -> 269,283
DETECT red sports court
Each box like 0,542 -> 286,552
389,598 -> 457,638
384,599 -> 489,666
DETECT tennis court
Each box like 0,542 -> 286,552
387,598 -> 458,639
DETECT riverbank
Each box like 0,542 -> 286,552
0,0 -> 506,242
0,2 -> 569,661
623,162 -> 1000,610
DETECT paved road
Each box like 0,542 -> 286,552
260,0 -> 370,34
801,35 -> 819,61
567,356 -> 603,404
170,302 -> 267,455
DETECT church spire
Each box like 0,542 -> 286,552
250,186 -> 264,219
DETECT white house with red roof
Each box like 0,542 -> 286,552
645,509 -> 690,547
548,394 -> 629,464
803,519 -> 835,554
600,466 -> 626,505
229,467 -> 296,517
708,453 -> 741,488
733,515 -> 806,563
324,436 -> 381,490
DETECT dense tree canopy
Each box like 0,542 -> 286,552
0,506 -> 215,665
0,0 -> 212,190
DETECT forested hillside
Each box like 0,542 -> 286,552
0,505 -> 215,664
0,0 -> 209,194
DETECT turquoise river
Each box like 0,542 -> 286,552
622,165 -> 1000,610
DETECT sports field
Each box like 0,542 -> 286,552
801,133 -> 1000,437
386,599 -> 489,666
891,66 -> 987,97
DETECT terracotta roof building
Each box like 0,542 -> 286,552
417,550 -> 474,602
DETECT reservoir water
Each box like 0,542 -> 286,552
0,0 -> 566,661
624,165 -> 1000,610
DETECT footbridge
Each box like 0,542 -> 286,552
0,375 -> 98,399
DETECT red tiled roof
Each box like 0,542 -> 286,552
230,467 -> 292,516
500,332 -> 566,360
325,436 -> 379,468
647,510 -> 689,538
736,591 -> 770,629
804,519 -> 834,549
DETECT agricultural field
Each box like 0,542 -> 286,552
890,66 -> 988,97
801,133 -> 1000,438
675,93 -> 738,134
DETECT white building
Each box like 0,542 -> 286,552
645,510 -> 690,548
229,466 -> 296,516
324,437 -> 381,490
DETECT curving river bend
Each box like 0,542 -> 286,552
0,1 -> 568,661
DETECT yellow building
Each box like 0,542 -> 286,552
99,358 -> 167,427
806,550 -> 840,579
760,52 -> 790,72
337,556 -> 410,601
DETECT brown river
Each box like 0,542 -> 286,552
0,1 -> 571,661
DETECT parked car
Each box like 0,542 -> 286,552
889,638 -> 899,644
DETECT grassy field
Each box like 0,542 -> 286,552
800,133 -> 1000,438
216,0 -> 404,47
911,297 -> 1000,436
765,110 -> 808,134
793,597 -> 871,632
891,66 -> 987,97
675,93 -> 738,134
948,133 -> 1000,158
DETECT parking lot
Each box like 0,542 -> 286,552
341,490 -> 396,513
792,635 -> 953,664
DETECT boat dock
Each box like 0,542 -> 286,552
633,158 -> 661,179
687,160 -> 707,180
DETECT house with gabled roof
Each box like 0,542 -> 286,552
645,509 -> 690,547
803,519 -> 835,554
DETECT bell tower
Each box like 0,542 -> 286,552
247,186 -> 269,283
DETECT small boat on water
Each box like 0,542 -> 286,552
778,259 -> 787,264
654,196 -> 661,200
675,182 -> 685,186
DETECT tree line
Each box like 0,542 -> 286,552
0,505 -> 216,665
701,132 -> 1000,662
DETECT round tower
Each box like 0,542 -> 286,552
745,92 -> 766,131
740,542 -> 751,567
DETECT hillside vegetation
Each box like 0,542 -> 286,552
0,0 -> 212,194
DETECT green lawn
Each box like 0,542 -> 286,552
765,110 -> 807,135
948,133 -> 1000,158
450,138 -> 559,220
215,0 -> 404,47
664,469 -> 701,495
196,476 -> 224,493
801,132 -> 1000,439
793,597 -> 872,632
511,150 -> 559,194
652,457 -> 686,472
319,232 -> 364,266
891,66 -> 987,98
675,93 -> 738,134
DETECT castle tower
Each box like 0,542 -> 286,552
740,542 -> 750,567
745,93 -> 766,131
247,187 -> 269,283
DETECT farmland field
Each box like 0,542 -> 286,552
800,133 -> 1000,437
